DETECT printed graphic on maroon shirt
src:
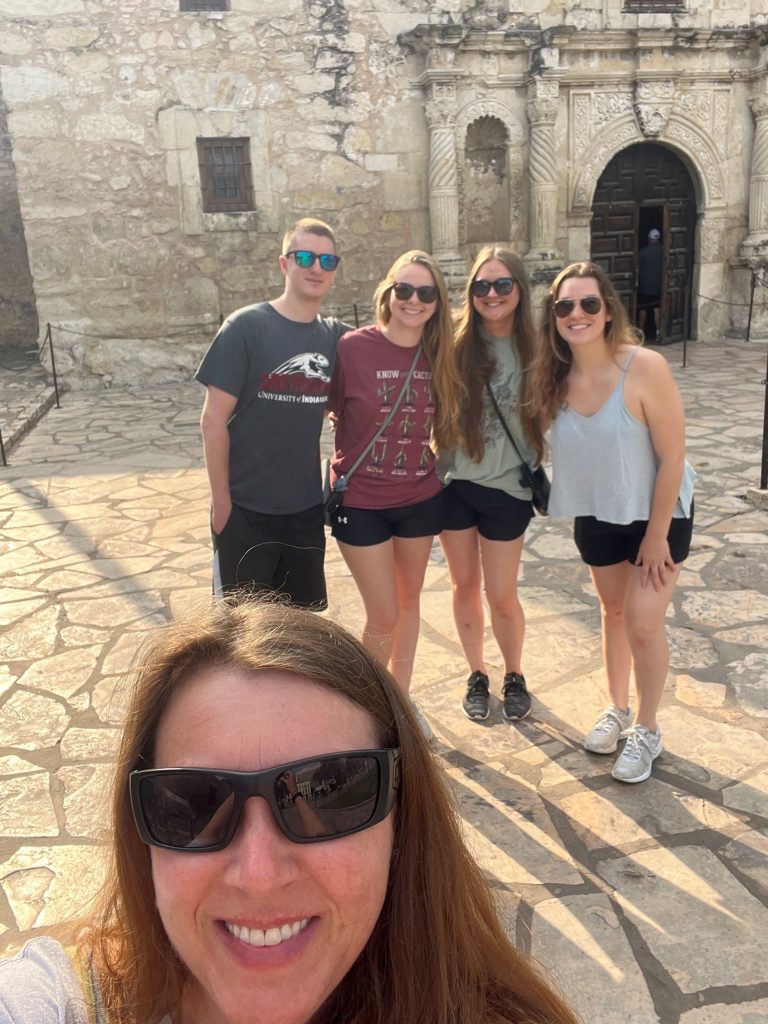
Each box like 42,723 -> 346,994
369,366 -> 435,480
258,352 -> 331,405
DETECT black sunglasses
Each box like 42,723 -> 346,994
284,250 -> 341,271
391,282 -> 438,303
470,277 -> 515,298
553,296 -> 603,318
130,748 -> 400,852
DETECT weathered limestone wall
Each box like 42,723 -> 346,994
0,78 -> 37,351
0,0 -> 767,384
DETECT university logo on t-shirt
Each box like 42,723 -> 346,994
258,352 -> 331,405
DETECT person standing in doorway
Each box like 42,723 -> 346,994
196,217 -> 350,607
637,228 -> 663,341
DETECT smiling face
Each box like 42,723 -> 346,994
150,667 -> 393,1024
385,261 -> 438,341
554,275 -> 612,350
279,230 -> 339,305
471,258 -> 520,337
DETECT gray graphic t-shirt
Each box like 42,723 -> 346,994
196,302 -> 349,515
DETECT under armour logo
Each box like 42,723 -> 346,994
338,515 -> 349,524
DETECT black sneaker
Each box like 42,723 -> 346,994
462,671 -> 490,721
502,672 -> 531,721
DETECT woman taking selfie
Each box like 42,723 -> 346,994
0,601 -> 579,1024
439,246 -> 540,724
532,261 -> 695,784
327,251 -> 463,691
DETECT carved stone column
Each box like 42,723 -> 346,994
526,76 -> 561,261
424,81 -> 466,282
742,94 -> 768,257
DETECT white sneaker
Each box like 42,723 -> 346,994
611,725 -> 663,783
584,705 -> 633,754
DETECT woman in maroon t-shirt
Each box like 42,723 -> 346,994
327,251 -> 463,692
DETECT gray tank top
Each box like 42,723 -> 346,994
549,349 -> 695,523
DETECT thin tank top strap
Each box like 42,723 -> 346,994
621,347 -> 639,375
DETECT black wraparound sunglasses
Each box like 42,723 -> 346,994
130,748 -> 400,852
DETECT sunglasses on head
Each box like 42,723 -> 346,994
284,250 -> 341,272
553,296 -> 603,318
130,748 -> 400,852
391,282 -> 438,303
470,277 -> 515,298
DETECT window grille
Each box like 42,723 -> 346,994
180,0 -> 228,11
623,0 -> 685,10
197,138 -> 255,213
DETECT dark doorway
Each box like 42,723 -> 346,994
590,143 -> 697,344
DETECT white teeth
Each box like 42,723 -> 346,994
226,918 -> 309,949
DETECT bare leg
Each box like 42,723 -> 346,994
623,562 -> 681,732
336,539 -> 399,673
480,534 -> 526,674
388,534 -> 434,690
439,528 -> 485,673
589,562 -> 633,709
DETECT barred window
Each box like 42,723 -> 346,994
623,0 -> 684,10
180,0 -> 228,10
197,138 -> 255,213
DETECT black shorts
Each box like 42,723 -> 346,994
211,501 -> 327,609
442,479 -> 533,542
330,492 -> 444,547
574,507 -> 694,568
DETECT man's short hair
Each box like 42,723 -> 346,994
282,217 -> 336,254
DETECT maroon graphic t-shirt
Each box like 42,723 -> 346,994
327,326 -> 442,510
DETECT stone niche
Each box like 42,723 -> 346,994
464,115 -> 510,244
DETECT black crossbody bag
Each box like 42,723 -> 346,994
485,382 -> 550,517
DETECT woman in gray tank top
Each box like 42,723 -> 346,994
528,261 -> 695,785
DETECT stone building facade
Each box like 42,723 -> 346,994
0,0 -> 767,385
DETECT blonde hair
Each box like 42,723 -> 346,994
88,600 -> 578,1024
373,250 -> 465,451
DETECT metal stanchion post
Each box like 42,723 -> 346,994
353,304 -> 359,328
0,427 -> 6,467
762,343 -> 768,490
46,323 -> 61,409
746,270 -> 757,344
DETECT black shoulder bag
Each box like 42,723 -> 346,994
485,382 -> 550,516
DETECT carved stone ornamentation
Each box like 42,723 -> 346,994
527,77 -> 559,124
741,91 -> 768,254
634,80 -> 676,139
572,120 -> 639,210
665,120 -> 724,203
593,91 -> 634,132
526,75 -> 560,256
572,94 -> 591,158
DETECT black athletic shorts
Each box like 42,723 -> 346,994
574,504 -> 694,568
211,501 -> 327,609
329,491 -> 444,547
442,479 -> 533,542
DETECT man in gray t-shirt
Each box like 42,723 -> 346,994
196,217 -> 350,608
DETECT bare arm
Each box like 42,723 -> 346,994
200,385 -> 239,534
634,352 -> 686,590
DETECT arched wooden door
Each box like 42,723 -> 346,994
590,143 -> 697,343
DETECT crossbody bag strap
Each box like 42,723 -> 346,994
336,344 -> 422,488
484,381 -> 526,465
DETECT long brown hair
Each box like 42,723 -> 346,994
374,250 -> 465,452
88,600 -> 578,1024
452,246 -> 539,462
527,260 -> 639,461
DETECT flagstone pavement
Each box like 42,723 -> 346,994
1,340 -> 767,1023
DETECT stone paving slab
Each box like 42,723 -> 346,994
1,340 -> 768,1022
